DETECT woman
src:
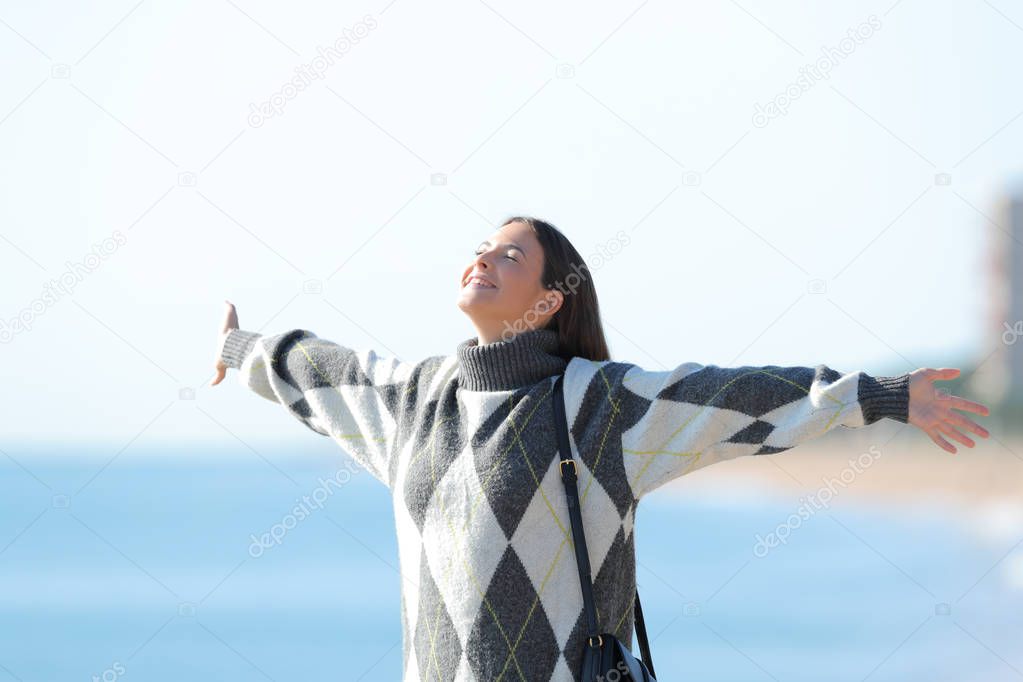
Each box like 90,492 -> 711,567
211,216 -> 990,681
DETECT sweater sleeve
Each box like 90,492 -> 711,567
610,360 -> 911,499
220,327 -> 418,488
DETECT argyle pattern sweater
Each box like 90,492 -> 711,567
220,326 -> 910,682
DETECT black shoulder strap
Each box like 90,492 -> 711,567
553,373 -> 600,640
634,590 -> 655,675
553,374 -> 655,675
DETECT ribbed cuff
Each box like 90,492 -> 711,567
858,372 -> 911,424
220,329 -> 261,369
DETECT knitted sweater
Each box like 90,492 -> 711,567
220,326 -> 911,681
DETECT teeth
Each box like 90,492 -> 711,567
469,277 -> 494,288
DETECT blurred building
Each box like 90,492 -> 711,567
967,182 -> 1023,431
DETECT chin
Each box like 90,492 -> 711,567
456,295 -> 484,313
459,287 -> 497,303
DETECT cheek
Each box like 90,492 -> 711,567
502,270 -> 541,305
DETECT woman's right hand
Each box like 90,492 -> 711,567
210,300 -> 239,386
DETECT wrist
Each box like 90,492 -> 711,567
220,329 -> 261,369
858,372 -> 911,424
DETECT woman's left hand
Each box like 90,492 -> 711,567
908,367 -> 991,453
210,300 -> 239,387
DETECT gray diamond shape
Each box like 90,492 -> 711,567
413,544 -> 462,681
467,544 -> 560,680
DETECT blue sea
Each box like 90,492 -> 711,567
1,446 -> 1019,681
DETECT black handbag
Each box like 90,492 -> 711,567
553,373 -> 658,681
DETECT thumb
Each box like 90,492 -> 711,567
210,366 -> 225,386
931,368 -> 961,380
221,300 -> 238,334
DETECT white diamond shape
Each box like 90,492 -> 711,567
454,651 -> 473,680
550,656 -> 574,680
305,384 -> 395,482
695,440 -> 761,470
419,442 -> 507,646
622,401 -> 755,493
758,372 -> 860,446
357,348 -> 416,386
459,389 -> 515,434
509,459 -> 578,648
620,362 -> 704,401
571,456 -> 622,593
424,355 -> 459,401
392,439 -> 424,638
510,455 -> 622,649
622,503 -> 635,540
405,642 -> 420,681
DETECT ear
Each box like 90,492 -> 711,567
543,286 -> 565,318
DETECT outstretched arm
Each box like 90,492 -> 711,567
609,359 -> 988,499
211,302 -> 419,488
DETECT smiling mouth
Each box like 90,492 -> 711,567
464,277 -> 497,289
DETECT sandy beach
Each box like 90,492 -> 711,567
659,421 -> 1023,513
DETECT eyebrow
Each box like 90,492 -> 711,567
479,239 -> 528,260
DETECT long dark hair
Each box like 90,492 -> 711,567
500,216 -> 611,362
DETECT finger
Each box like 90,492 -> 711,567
945,395 -> 991,416
210,367 -> 225,386
925,426 -> 957,454
936,422 -> 974,448
930,367 -> 961,380
947,412 -> 990,439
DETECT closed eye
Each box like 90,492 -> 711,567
474,249 -> 517,262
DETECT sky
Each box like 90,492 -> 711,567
1,0 -> 1021,448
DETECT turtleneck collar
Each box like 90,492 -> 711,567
456,327 -> 567,392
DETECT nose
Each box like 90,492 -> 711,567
472,249 -> 492,270
464,251 -> 489,286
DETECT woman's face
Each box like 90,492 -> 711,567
456,220 -> 562,338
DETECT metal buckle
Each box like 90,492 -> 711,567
588,634 -> 603,648
560,459 -> 576,476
